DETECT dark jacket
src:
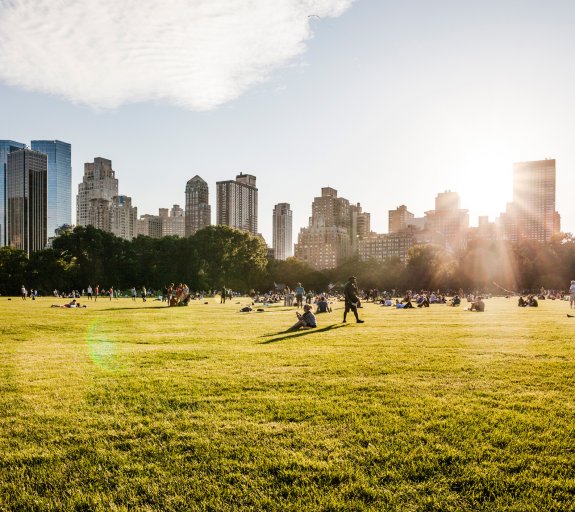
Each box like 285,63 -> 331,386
344,281 -> 359,304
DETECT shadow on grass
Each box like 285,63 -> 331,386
260,323 -> 347,344
97,306 -> 169,311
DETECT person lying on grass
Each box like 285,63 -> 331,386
50,299 -> 86,308
287,304 -> 317,331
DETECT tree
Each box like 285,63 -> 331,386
0,247 -> 29,295
403,245 -> 456,290
27,249 -> 72,294
191,226 -> 268,290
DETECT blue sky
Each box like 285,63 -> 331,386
1,0 -> 574,243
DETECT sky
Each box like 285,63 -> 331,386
1,0 -> 574,244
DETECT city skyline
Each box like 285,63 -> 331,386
2,1 -> 575,242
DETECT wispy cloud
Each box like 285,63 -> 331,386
0,0 -> 354,110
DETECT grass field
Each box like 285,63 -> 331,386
1,295 -> 574,511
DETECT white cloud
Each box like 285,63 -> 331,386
0,0 -> 354,110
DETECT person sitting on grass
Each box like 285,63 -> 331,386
287,304 -> 317,331
401,294 -> 414,309
450,295 -> 461,306
315,296 -> 331,313
417,294 -> 430,308
469,296 -> 485,312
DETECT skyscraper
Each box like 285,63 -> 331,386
185,176 -> 211,235
512,159 -> 559,243
31,140 -> 71,239
216,173 -> 258,235
0,140 -> 26,246
272,203 -> 292,260
76,158 -> 137,240
77,157 -> 118,227
6,149 -> 47,254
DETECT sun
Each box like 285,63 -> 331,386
455,149 -> 515,226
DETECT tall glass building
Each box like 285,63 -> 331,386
6,149 -> 48,254
31,140 -> 71,239
0,140 -> 26,246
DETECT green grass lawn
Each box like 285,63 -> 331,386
1,296 -> 574,511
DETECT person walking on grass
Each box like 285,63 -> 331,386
343,276 -> 364,324
570,280 -> 575,309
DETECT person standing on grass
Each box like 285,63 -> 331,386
109,287 -> 113,301
95,284 -> 99,302
570,280 -> 575,309
21,285 -> 27,300
343,276 -> 364,323
131,287 -> 137,301
87,285 -> 93,300
141,286 -> 147,302
295,282 -> 305,308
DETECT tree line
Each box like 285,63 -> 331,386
0,225 -> 574,295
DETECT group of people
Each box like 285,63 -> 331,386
287,277 -> 364,331
20,286 -> 38,300
165,283 -> 192,306
518,295 -> 539,307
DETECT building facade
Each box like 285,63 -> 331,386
358,228 -> 445,263
136,214 -> 163,238
6,149 -> 47,254
136,205 -> 185,238
76,158 -> 137,240
216,173 -> 258,235
424,191 -> 469,252
511,159 -> 559,243
349,202 -> 370,252
358,232 -> 414,263
163,204 -> 185,237
77,157 -> 119,227
272,203 -> 293,260
109,195 -> 137,240
295,187 -> 371,269
295,224 -> 351,269
0,140 -> 26,246
31,140 -> 71,239
389,205 -> 415,233
185,176 -> 211,236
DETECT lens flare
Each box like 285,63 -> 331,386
87,319 -> 119,371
